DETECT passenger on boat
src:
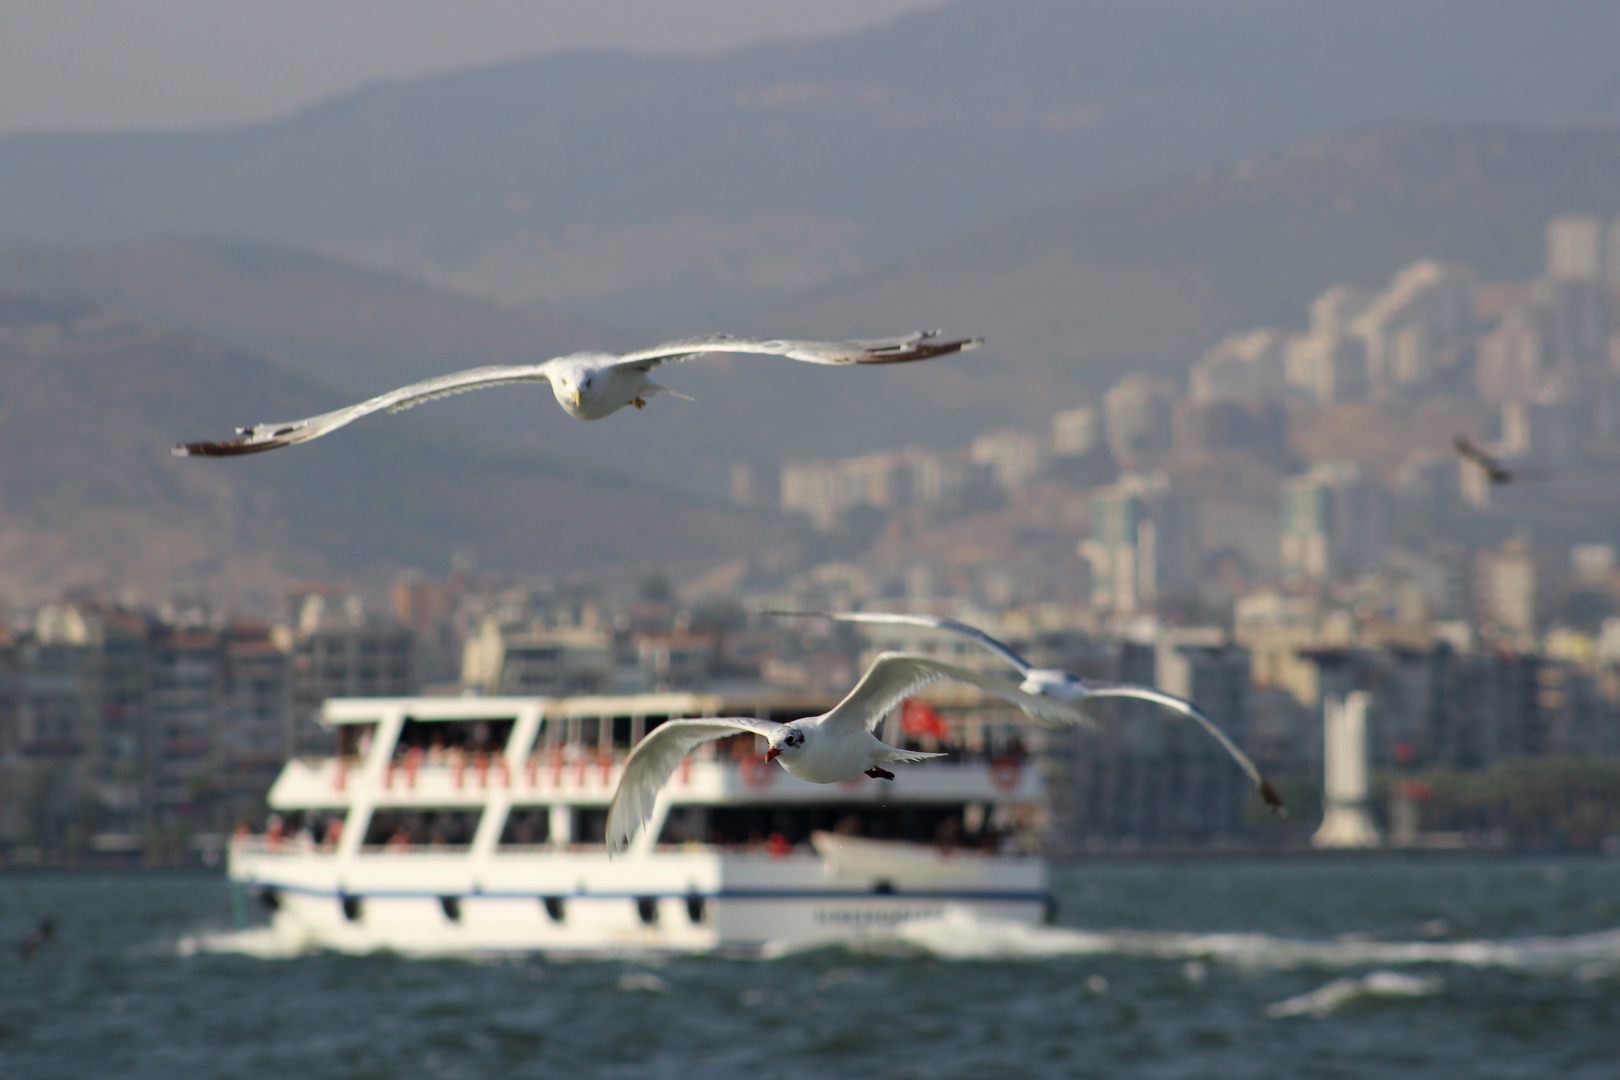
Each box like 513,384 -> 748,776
386,825 -> 412,851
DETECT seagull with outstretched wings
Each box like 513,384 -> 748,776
771,610 -> 1286,815
605,650 -> 1090,854
174,330 -> 980,457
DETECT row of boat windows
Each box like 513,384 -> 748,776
276,802 -> 999,850
262,889 -> 702,930
337,711 -> 815,762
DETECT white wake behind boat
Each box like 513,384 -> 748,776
227,691 -> 1051,955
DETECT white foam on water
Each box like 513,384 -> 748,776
179,926 -> 316,960
882,905 -> 1620,977
616,971 -> 669,993
1265,972 -> 1445,1019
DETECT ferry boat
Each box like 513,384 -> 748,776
227,689 -> 1051,955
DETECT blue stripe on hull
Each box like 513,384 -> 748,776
241,880 -> 1046,904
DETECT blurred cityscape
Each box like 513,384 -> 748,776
8,213 -> 1620,864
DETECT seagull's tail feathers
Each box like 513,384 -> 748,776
874,746 -> 948,764
645,379 -> 694,402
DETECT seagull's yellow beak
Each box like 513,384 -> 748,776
570,387 -> 582,408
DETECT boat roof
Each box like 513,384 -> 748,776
319,690 -> 837,727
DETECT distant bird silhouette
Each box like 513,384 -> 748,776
1453,435 -> 1549,486
18,915 -> 56,961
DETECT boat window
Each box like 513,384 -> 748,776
570,807 -> 608,846
656,803 -> 990,849
577,717 -> 601,752
497,806 -> 551,848
659,805 -> 709,844
610,716 -> 634,750
392,717 -> 515,761
336,723 -> 378,761
273,809 -> 348,848
360,807 -> 483,851
716,732 -> 764,760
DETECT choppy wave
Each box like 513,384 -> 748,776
874,905 -> 1620,977
1264,972 -> 1445,1018
182,904 -> 1620,980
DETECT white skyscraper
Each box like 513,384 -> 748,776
1279,461 -> 1386,583
1081,471 -> 1199,613
1103,375 -> 1177,466
1547,214 -> 1604,281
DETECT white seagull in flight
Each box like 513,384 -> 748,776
771,610 -> 1285,815
605,650 -> 1091,854
173,330 -> 979,456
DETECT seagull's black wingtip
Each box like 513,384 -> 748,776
1260,778 -> 1288,817
855,335 -> 984,364
173,438 -> 289,458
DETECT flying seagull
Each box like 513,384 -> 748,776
173,330 -> 980,457
1453,435 -> 1548,487
605,650 -> 1091,854
771,610 -> 1286,815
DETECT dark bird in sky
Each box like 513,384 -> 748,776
1453,435 -> 1549,486
18,915 -> 56,962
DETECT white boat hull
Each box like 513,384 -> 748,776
230,844 -> 1048,955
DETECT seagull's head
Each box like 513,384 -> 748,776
550,363 -> 600,416
1021,668 -> 1090,703
764,724 -> 807,766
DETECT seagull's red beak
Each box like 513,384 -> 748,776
765,747 -> 781,762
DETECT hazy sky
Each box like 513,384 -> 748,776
0,0 -> 952,135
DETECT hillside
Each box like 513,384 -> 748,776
0,295 -> 789,609
8,126 -> 1620,499
770,125 -> 1620,425
0,239 -> 605,398
0,2 -> 1617,328
0,237 -> 1000,498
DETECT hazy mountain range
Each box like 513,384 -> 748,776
7,124 -> 1620,499
1,1 -> 1617,328
4,1 -> 1620,604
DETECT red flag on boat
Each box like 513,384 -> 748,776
901,698 -> 949,739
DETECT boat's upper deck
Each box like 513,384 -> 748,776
270,691 -> 1044,812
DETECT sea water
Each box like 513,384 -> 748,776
3,855 -> 1618,1078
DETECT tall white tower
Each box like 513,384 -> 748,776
1312,691 -> 1381,848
